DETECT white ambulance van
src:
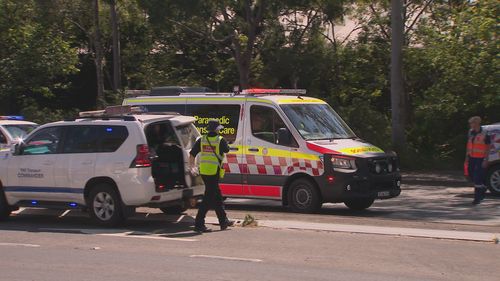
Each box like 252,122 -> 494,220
123,88 -> 402,213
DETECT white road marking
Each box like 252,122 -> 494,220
0,242 -> 40,248
58,210 -> 71,218
38,228 -> 198,242
11,208 -> 26,215
190,255 -> 262,263
99,233 -> 197,242
175,215 -> 185,223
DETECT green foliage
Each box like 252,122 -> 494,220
0,0 -> 497,170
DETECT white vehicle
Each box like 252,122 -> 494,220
0,116 -> 38,152
483,123 -> 500,195
0,110 -> 204,225
123,88 -> 402,213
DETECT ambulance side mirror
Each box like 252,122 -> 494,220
277,128 -> 293,146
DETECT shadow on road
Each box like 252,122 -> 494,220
0,210 -> 201,238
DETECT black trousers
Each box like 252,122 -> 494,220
195,175 -> 227,227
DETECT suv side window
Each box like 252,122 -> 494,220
63,126 -> 99,153
98,125 -> 129,152
251,105 -> 297,147
186,104 -> 241,144
23,127 -> 64,155
63,125 -> 128,153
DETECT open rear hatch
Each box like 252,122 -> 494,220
145,121 -> 187,191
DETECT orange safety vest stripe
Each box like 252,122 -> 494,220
467,132 -> 489,158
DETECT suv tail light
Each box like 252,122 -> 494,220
130,144 -> 152,168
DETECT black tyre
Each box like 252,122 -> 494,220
88,184 -> 124,226
344,197 -> 375,211
486,165 -> 500,196
288,178 -> 322,213
160,205 -> 188,215
0,191 -> 11,221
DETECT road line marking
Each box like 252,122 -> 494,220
175,215 -> 185,223
98,233 -> 198,242
11,208 -> 26,215
190,255 -> 262,263
58,210 -> 71,218
0,242 -> 40,248
37,227 -> 198,241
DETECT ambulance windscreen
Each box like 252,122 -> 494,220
281,104 -> 356,140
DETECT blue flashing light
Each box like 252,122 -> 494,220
0,116 -> 24,120
69,202 -> 78,208
31,200 -> 38,205
106,128 -> 113,132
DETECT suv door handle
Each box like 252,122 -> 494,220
248,148 -> 259,152
81,160 -> 93,165
229,147 -> 239,151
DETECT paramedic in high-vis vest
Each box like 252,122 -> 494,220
189,119 -> 233,232
466,116 -> 491,205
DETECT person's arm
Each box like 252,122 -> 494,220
220,138 -> 230,155
465,132 -> 470,161
188,138 -> 201,175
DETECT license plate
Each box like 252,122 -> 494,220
377,191 -> 390,197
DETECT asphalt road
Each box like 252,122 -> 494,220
0,172 -> 499,281
0,217 -> 498,281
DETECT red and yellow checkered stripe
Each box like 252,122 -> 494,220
222,147 -> 324,177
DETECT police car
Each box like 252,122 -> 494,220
123,88 -> 402,213
0,116 -> 38,152
483,123 -> 500,195
0,107 -> 204,225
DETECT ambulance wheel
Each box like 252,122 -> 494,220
344,197 -> 375,211
160,206 -> 188,215
288,178 -> 321,213
486,165 -> 500,196
88,184 -> 124,226
0,191 -> 11,221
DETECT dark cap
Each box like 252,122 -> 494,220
207,119 -> 224,132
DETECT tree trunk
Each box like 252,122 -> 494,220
93,0 -> 105,108
237,53 -> 251,89
390,0 -> 406,150
110,0 -> 121,92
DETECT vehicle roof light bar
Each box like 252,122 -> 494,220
243,88 -> 307,95
78,105 -> 143,118
0,115 -> 25,120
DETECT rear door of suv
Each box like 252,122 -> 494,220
55,125 -> 97,202
55,124 -> 129,204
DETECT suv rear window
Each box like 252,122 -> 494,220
63,125 -> 128,153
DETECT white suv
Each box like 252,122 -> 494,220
0,113 -> 203,225
484,123 -> 500,195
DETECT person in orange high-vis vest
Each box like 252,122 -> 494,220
466,116 -> 491,205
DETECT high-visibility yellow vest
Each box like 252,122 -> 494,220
199,135 -> 222,176
467,131 -> 489,158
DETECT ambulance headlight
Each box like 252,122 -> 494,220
331,156 -> 356,170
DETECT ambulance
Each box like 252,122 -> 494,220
123,88 -> 402,213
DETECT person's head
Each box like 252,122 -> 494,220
207,119 -> 223,134
252,113 -> 266,130
468,116 -> 482,131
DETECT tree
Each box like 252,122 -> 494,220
93,0 -> 105,107
0,0 -> 79,113
390,0 -> 405,149
109,0 -> 122,92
